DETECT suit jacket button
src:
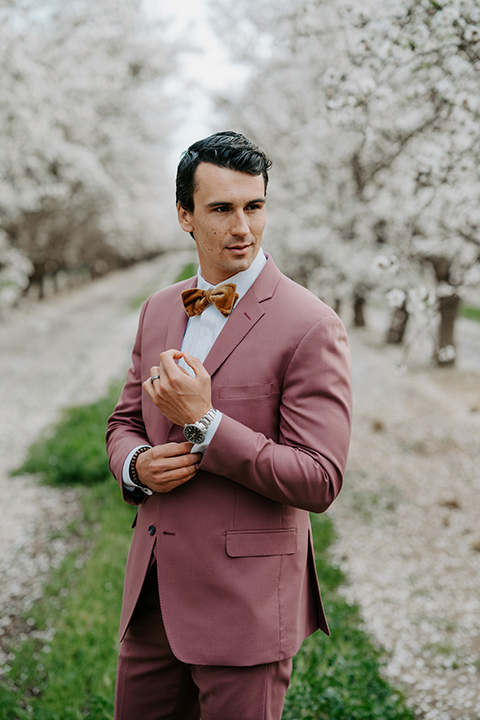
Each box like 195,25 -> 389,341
148,525 -> 156,536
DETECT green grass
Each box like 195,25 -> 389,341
2,386 -> 415,720
11,384 -> 122,486
459,304 -> 480,322
174,261 -> 197,283
128,261 -> 198,310
282,516 -> 414,719
0,483 -> 135,720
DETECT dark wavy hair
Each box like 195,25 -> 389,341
176,131 -> 272,211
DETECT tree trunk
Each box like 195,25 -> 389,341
435,293 -> 459,367
386,304 -> 409,344
353,292 -> 366,327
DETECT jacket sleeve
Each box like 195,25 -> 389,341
106,300 -> 151,505
199,314 -> 353,513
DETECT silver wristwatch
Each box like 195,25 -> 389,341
183,408 -> 217,444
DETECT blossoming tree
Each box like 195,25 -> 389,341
209,0 -> 480,365
0,0 -> 177,306
326,0 -> 480,365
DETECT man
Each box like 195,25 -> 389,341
106,131 -> 352,720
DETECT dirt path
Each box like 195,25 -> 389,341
332,314 -> 480,720
1,257 -> 479,719
0,251 -> 195,666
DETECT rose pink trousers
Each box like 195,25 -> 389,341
114,563 -> 293,720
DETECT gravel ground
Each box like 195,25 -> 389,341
1,255 -> 479,718
331,311 -> 480,720
0,251 -> 194,670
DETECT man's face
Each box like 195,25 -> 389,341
177,162 -> 267,285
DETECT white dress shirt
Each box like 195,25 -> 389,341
123,250 -> 267,492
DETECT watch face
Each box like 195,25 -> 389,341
184,424 -> 205,444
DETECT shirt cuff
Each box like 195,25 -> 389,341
122,445 -> 152,492
191,411 -> 222,454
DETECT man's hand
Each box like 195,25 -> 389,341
143,349 -> 212,426
136,442 -> 201,494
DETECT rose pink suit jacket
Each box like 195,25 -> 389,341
106,255 -> 352,667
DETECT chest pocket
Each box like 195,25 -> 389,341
219,383 -> 273,399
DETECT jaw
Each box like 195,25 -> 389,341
199,244 -> 260,285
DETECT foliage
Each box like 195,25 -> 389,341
209,0 -> 480,364
11,383 -> 122,485
0,483 -> 134,720
0,0 -> 178,306
459,303 -> 480,322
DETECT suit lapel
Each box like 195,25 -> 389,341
203,293 -> 265,377
204,255 -> 281,378
165,259 -> 281,442
165,280 -> 192,351
163,280 -> 193,443
163,257 -> 281,379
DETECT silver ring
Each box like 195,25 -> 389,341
149,374 -> 160,384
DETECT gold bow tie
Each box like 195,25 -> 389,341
182,283 -> 239,318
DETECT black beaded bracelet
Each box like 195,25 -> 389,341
129,446 -> 152,494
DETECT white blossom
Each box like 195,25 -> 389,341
387,288 -> 406,308
0,0 -> 180,307
436,283 -> 458,299
208,0 -> 480,363
373,255 -> 398,273
437,344 -> 456,362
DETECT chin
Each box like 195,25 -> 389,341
230,259 -> 252,274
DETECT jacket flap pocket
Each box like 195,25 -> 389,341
226,529 -> 297,558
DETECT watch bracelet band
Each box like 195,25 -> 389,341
197,408 -> 217,430
129,446 -> 151,492
183,408 -> 217,444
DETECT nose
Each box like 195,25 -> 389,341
231,210 -> 250,237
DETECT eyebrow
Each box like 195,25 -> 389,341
205,197 -> 266,209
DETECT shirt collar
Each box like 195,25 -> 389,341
196,249 -> 267,301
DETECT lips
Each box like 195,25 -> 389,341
226,244 -> 252,253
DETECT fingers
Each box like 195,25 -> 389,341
145,355 -> 191,396
159,349 -> 209,381
135,443 -> 202,494
142,349 -> 212,427
142,374 -> 157,403
148,349 -> 208,385
159,349 -> 187,378
152,441 -> 202,467
149,445 -> 202,493
162,348 -> 184,361
158,441 -> 199,458
181,351 -> 209,378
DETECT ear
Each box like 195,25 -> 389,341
177,203 -> 194,234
